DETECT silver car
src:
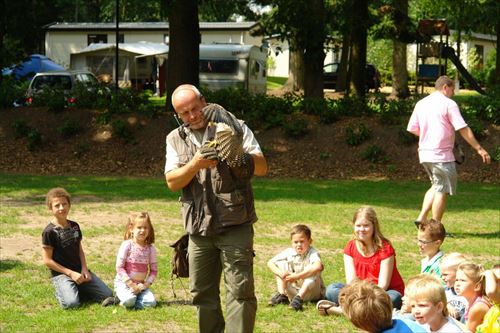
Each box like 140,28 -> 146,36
26,70 -> 99,106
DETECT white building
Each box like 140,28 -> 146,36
44,21 -> 263,68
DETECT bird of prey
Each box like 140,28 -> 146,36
201,104 -> 246,167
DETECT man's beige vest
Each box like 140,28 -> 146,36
166,126 -> 257,236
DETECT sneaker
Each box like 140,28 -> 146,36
289,295 -> 303,311
268,293 -> 289,306
414,220 -> 421,228
101,296 -> 119,307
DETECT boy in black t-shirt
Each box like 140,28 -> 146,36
42,188 -> 113,308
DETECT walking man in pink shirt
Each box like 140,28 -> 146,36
407,75 -> 491,226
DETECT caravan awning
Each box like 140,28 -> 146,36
72,42 -> 169,58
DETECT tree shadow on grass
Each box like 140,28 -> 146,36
451,231 -> 500,239
0,259 -> 23,272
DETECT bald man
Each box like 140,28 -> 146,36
164,84 -> 267,333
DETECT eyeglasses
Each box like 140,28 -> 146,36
417,239 -> 437,245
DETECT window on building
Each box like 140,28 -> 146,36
474,44 -> 484,67
88,34 -> 107,45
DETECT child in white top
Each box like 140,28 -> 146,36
406,274 -> 466,332
267,224 -> 324,311
114,212 -> 158,309
440,252 -> 467,322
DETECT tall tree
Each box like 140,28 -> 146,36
258,0 -> 327,97
165,0 -> 200,110
349,0 -> 368,97
198,0 -> 258,22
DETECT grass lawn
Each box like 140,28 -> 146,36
0,174 -> 498,332
267,76 -> 287,90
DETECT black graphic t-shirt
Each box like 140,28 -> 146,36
42,220 -> 83,277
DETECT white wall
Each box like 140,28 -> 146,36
45,29 -> 263,70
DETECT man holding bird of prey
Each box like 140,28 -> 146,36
164,84 -> 267,333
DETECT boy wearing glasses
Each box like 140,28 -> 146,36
417,219 -> 446,278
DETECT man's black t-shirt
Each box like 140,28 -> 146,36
42,220 -> 82,277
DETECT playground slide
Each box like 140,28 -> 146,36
441,46 -> 486,95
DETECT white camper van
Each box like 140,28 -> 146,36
70,42 -> 267,94
199,44 -> 267,94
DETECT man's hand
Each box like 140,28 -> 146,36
192,151 -> 218,170
477,147 -> 491,164
199,142 -> 218,161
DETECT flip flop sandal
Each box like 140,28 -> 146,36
316,300 -> 337,316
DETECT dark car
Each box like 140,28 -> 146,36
323,62 -> 381,91
26,70 -> 100,106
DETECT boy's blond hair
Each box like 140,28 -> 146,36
45,187 -> 71,209
290,224 -> 311,239
418,219 -> 446,242
405,274 -> 448,316
440,252 -> 466,270
339,279 -> 393,332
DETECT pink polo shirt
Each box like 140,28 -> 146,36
407,91 -> 468,163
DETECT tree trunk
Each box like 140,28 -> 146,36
495,21 -> 500,86
166,0 -> 200,111
349,0 -> 367,98
303,0 -> 326,99
391,0 -> 409,98
283,38 -> 304,91
392,40 -> 410,98
336,31 -> 350,92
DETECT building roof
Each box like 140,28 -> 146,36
44,21 -> 261,32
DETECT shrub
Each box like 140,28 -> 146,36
111,119 -> 134,143
397,126 -> 417,145
107,88 -> 149,114
361,144 -> 388,163
12,119 -> 31,138
26,129 -> 42,151
31,86 -> 66,112
282,112 -> 309,138
0,76 -> 29,108
493,146 -> 500,162
338,96 -> 371,116
73,81 -> 111,109
345,123 -> 371,146
57,120 -> 82,138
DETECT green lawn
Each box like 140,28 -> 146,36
267,76 -> 287,90
1,174 -> 498,332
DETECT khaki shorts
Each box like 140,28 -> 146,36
422,162 -> 457,195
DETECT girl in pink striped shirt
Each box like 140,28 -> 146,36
114,212 -> 158,309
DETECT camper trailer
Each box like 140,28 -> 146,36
70,42 -> 268,95
199,44 -> 267,94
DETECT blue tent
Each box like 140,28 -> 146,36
2,54 -> 64,80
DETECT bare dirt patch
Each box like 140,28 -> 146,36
0,235 -> 40,262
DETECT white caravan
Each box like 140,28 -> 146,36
198,44 -> 267,94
